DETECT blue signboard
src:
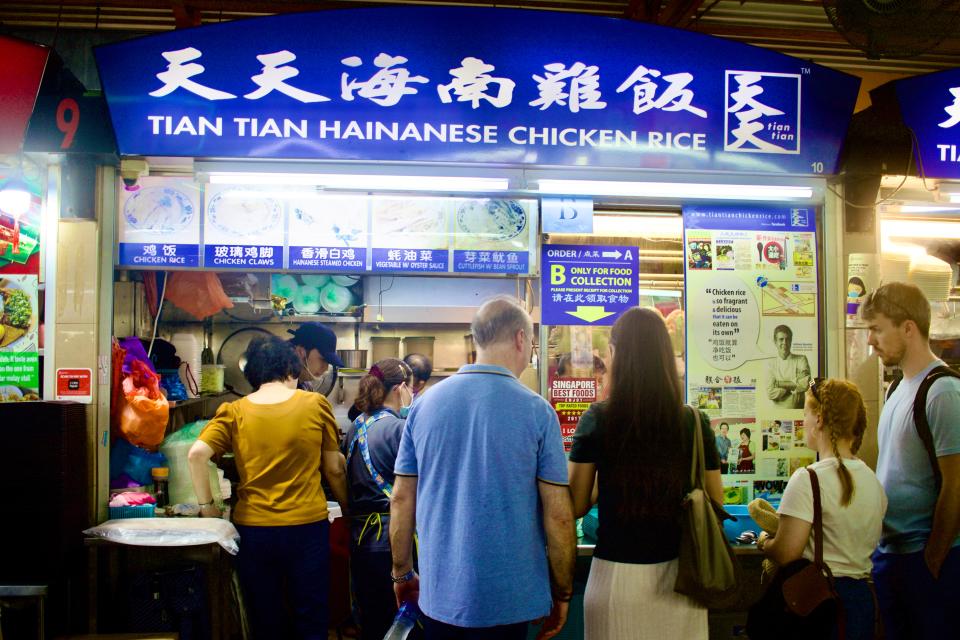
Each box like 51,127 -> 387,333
204,244 -> 283,269
119,242 -> 199,267
542,244 -> 638,326
896,69 -> 960,179
94,7 -> 858,174
453,250 -> 528,274
684,205 -> 816,232
371,247 -> 448,272
288,245 -> 366,272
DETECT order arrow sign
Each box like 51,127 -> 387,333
565,306 -> 616,323
601,250 -> 622,259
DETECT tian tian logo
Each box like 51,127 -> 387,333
724,71 -> 802,155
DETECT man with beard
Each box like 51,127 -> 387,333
864,282 -> 960,639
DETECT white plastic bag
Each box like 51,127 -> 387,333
84,518 -> 240,555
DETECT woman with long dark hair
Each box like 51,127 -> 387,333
568,307 -> 722,639
341,357 -> 414,640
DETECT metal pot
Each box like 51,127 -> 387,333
336,349 -> 368,370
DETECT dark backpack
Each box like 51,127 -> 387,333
884,364 -> 960,494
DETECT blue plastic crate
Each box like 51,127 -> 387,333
108,504 -> 156,519
722,504 -> 759,542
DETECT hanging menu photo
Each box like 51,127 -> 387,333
452,198 -> 537,274
0,275 -> 40,402
370,197 -> 450,273
203,185 -> 284,269
287,193 -> 369,272
118,177 -> 201,267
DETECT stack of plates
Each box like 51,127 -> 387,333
880,245 -> 916,284
909,253 -> 954,302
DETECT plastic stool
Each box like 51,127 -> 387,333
0,584 -> 47,640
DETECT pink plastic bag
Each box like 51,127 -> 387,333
120,359 -> 169,449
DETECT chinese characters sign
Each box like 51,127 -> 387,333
116,181 -> 537,275
684,205 -> 819,504
896,68 -> 960,179
541,244 -> 638,326
94,7 -> 859,174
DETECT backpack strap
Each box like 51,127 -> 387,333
885,373 -> 902,402
912,365 -> 960,495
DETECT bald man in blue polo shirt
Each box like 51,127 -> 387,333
389,296 -> 576,640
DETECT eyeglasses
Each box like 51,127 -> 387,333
809,377 -> 825,402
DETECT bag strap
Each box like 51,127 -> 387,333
885,373 -> 902,402
807,467 -> 825,569
687,405 -> 705,490
912,365 -> 960,495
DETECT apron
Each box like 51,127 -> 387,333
737,443 -> 754,472
345,409 -> 396,550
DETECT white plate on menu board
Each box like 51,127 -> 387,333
207,189 -> 282,239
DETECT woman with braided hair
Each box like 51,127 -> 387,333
757,378 -> 887,639
341,357 -> 415,640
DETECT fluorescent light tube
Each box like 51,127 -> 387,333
537,179 -> 813,201
208,172 -> 509,192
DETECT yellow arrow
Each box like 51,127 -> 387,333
565,306 -> 616,323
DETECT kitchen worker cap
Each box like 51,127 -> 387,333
288,322 -> 344,368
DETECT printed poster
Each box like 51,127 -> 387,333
0,275 -> 40,402
685,205 -> 819,506
0,169 -> 42,276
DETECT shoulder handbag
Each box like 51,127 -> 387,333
674,405 -> 742,608
746,467 -> 846,640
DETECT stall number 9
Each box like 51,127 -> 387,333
56,98 -> 80,149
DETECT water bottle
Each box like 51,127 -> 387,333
383,601 -> 420,640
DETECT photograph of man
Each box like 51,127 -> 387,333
765,324 -> 811,409
715,422 -> 732,474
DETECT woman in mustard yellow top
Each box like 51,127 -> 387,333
188,335 -> 348,640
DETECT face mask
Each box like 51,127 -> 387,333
399,406 -> 410,419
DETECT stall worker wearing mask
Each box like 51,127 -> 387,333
189,336 -> 348,640
342,358 -> 415,640
288,322 -> 345,391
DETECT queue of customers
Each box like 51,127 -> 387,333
187,282 -> 959,640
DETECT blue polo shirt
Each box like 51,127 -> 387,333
877,359 -> 960,554
394,363 -> 568,627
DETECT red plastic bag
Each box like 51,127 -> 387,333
164,272 -> 234,320
120,359 -> 170,449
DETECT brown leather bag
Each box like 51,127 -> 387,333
780,468 -> 846,635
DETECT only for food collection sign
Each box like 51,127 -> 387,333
541,244 -> 638,326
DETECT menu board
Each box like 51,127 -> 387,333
452,198 -> 535,274
0,274 -> 40,402
203,185 -> 284,269
115,182 -> 538,276
684,205 -> 819,506
117,177 -> 201,267
288,194 -> 368,272
370,197 -> 450,273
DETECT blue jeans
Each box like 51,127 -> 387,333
235,520 -> 330,640
833,578 -> 874,640
872,545 -> 960,640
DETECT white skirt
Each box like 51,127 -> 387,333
583,556 -> 708,640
